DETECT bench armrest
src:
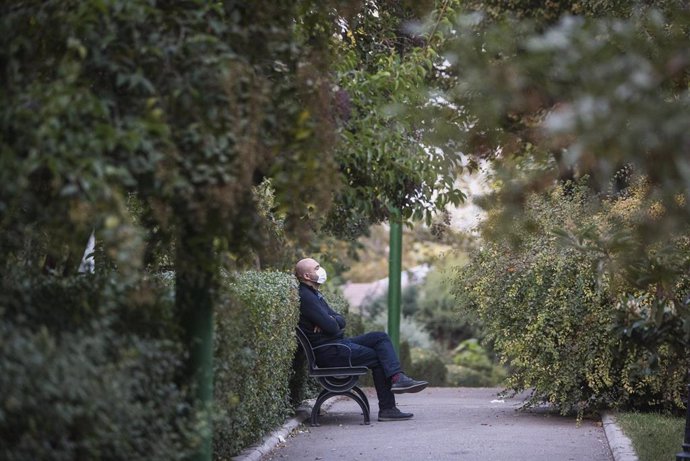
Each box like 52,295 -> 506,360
312,342 -> 355,368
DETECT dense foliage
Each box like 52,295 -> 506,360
0,268 -> 315,460
440,1 -> 690,258
214,271 -> 301,458
415,253 -> 480,349
1,4 -> 343,454
0,272 -> 195,461
430,0 -> 690,415
456,180 -> 689,415
4,4 -> 347,459
0,0 -> 341,270
408,346 -> 448,386
323,0 -> 470,239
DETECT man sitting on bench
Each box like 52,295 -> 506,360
295,257 -> 428,422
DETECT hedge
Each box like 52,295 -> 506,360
0,272 -> 196,461
213,270 -> 302,459
1,268 -> 364,460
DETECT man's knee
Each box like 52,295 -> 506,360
369,331 -> 390,342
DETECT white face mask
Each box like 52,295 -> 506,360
314,267 -> 327,284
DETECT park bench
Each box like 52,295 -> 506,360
295,326 -> 371,426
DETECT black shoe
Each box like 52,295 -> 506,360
391,373 -> 428,394
378,406 -> 414,422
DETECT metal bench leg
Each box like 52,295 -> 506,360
347,388 -> 370,425
310,389 -> 370,426
311,389 -> 335,427
352,386 -> 370,414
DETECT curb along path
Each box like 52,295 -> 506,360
253,387 -> 622,461
602,413 -> 638,461
233,399 -> 339,461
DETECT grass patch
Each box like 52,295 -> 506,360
616,411 -> 686,461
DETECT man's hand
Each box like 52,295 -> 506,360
313,325 -> 322,333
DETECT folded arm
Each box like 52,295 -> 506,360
301,291 -> 345,336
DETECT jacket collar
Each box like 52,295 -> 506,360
300,282 -> 322,297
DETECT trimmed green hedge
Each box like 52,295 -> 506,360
1,269 -> 359,460
213,271 -> 301,459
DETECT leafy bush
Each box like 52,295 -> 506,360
0,272 -> 196,461
213,271 -> 300,459
415,253 -> 482,350
453,339 -> 493,372
446,339 -> 508,387
367,286 -> 421,319
444,365 -> 486,387
457,180 -> 689,416
372,312 -> 434,349
409,347 -> 447,386
444,362 -> 508,387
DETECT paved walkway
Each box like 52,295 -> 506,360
261,387 -> 613,461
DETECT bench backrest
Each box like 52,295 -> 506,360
295,326 -> 318,371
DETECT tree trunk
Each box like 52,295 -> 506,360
175,222 -> 215,461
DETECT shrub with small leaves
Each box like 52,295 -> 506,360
456,180 -> 689,416
213,271 -> 300,459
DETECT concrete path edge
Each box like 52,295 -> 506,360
602,412 -> 639,461
231,398 -> 335,461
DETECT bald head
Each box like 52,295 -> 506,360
295,258 -> 321,287
295,257 -> 317,279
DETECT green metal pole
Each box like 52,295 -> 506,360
387,210 -> 402,355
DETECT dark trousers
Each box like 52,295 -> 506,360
315,331 -> 402,410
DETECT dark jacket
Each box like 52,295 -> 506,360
298,282 -> 346,346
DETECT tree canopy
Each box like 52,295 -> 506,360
1,0 -> 348,277
440,0 -> 690,233
323,0 -> 472,240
